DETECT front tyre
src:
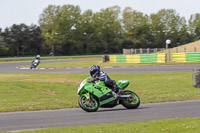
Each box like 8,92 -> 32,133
78,96 -> 99,112
121,90 -> 140,109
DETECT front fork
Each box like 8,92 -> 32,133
81,91 -> 98,107
82,91 -> 91,101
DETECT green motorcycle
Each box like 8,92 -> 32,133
77,77 -> 140,112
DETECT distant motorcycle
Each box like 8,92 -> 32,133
77,77 -> 140,112
30,59 -> 40,69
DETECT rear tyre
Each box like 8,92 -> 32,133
121,90 -> 140,109
78,95 -> 99,112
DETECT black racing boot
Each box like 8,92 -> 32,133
113,84 -> 122,95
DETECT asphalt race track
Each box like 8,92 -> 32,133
1,100 -> 200,132
0,59 -> 200,73
0,59 -> 200,131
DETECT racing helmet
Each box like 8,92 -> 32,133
90,65 -> 100,78
36,55 -> 40,58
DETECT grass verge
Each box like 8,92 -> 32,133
20,60 -> 200,68
3,117 -> 200,133
0,55 -> 102,62
0,72 -> 200,112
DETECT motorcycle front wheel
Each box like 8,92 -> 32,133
121,90 -> 140,109
78,95 -> 99,112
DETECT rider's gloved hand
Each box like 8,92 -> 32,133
113,84 -> 121,93
89,77 -> 99,83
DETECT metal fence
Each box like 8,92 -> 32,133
123,48 -> 165,55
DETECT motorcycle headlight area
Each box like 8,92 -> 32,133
77,81 -> 84,93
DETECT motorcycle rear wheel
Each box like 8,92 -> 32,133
121,90 -> 140,109
78,96 -> 99,112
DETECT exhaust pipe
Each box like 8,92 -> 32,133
118,94 -> 132,98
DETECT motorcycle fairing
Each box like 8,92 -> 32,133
116,80 -> 130,90
99,91 -> 116,106
84,82 -> 116,105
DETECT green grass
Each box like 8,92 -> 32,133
19,60 -> 200,68
4,117 -> 200,133
0,72 -> 200,112
0,55 -> 102,62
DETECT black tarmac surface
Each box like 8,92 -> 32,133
0,59 -> 200,73
1,100 -> 200,132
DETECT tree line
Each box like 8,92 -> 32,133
0,5 -> 200,56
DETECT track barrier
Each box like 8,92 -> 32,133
108,52 -> 200,63
109,53 -> 166,63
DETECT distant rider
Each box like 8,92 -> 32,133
30,55 -> 40,69
32,55 -> 40,63
89,65 -> 120,96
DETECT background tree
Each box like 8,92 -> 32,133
1,24 -> 43,56
39,5 -> 81,55
1,5 -> 200,57
57,5 -> 81,55
189,13 -> 200,41
122,7 -> 152,49
150,9 -> 189,48
1,24 -> 29,56
91,6 -> 122,54
39,5 -> 60,55
0,28 -> 10,56
75,9 -> 95,54
25,24 -> 44,55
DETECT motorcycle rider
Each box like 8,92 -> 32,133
30,55 -> 40,69
89,65 -> 120,97
35,55 -> 40,60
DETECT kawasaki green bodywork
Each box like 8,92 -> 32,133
77,77 -> 130,106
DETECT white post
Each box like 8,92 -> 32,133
165,39 -> 171,62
